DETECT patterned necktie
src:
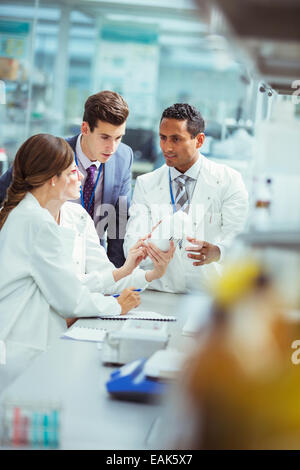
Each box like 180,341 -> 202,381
83,164 -> 97,218
174,174 -> 190,213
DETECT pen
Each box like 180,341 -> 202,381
112,288 -> 142,298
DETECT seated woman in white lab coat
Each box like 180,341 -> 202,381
45,169 -> 174,298
0,134 -> 173,391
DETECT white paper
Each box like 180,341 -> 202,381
61,326 -> 107,342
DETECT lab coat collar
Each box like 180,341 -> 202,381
22,193 -> 76,239
149,153 -> 212,202
170,153 -> 202,181
23,191 -> 43,207
22,192 -> 54,221
144,154 -> 215,225
188,154 -> 218,228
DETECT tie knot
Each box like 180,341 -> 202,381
87,164 -> 96,177
175,174 -> 189,186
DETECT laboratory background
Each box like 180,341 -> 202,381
1,0 -> 300,451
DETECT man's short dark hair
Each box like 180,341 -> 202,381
161,103 -> 205,137
83,90 -> 129,131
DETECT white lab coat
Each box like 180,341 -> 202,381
0,193 -> 121,391
124,154 -> 249,293
60,201 -> 148,293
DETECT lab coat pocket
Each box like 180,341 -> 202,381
204,211 -> 222,240
206,211 -> 222,225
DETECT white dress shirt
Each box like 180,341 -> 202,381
170,156 -> 202,203
73,135 -> 104,221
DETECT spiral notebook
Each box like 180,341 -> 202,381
61,312 -> 176,342
99,310 -> 176,321
61,326 -> 107,343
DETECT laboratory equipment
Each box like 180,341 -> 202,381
105,358 -> 168,403
1,402 -> 61,449
102,319 -> 169,366
144,349 -> 185,381
254,99 -> 300,230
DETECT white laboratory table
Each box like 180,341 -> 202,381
0,290 -> 193,450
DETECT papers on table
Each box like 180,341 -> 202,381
61,311 -> 176,343
61,326 -> 106,343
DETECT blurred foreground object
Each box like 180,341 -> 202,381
0,148 -> 8,177
179,259 -> 300,449
1,401 -> 60,449
0,58 -> 19,80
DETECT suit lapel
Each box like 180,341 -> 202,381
65,134 -> 79,152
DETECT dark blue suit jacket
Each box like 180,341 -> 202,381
0,135 -> 133,267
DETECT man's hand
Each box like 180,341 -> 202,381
185,236 -> 220,266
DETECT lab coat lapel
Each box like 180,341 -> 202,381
189,155 -> 215,231
146,166 -> 173,222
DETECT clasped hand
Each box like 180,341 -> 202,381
144,239 -> 175,281
185,236 -> 220,266
123,235 -> 175,282
122,239 -> 148,275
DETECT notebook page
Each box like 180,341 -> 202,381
61,326 -> 107,342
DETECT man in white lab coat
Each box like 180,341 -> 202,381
123,103 -> 249,293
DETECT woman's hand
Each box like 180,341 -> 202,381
122,239 -> 148,275
124,221 -> 163,273
113,239 -> 147,282
145,240 -> 175,282
117,287 -> 141,315
66,318 -> 77,328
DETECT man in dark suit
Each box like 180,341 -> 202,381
0,90 -> 133,267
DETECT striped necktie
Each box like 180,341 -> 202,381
83,164 -> 97,218
174,174 -> 189,213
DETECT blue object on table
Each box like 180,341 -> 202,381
106,358 -> 168,402
112,288 -> 142,298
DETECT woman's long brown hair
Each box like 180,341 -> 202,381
0,134 -> 74,230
